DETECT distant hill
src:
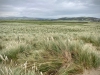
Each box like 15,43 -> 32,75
0,17 -> 47,20
0,17 -> 100,22
58,17 -> 100,22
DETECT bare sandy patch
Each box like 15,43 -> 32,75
77,67 -> 100,75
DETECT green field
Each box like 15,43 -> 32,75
0,21 -> 100,75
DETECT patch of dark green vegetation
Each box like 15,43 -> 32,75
0,20 -> 88,25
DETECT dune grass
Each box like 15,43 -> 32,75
0,21 -> 100,75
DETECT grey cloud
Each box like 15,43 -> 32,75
92,0 -> 100,5
0,0 -> 100,18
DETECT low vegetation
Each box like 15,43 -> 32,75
0,21 -> 100,75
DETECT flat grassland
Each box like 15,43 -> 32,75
0,20 -> 100,75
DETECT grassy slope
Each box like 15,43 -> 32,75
0,21 -> 100,75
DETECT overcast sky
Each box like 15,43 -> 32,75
0,0 -> 100,18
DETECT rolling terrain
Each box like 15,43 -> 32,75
0,20 -> 100,75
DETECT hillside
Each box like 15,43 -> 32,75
0,17 -> 100,22
58,17 -> 100,22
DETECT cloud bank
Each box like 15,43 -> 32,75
0,0 -> 100,18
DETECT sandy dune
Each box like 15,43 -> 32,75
77,67 -> 100,75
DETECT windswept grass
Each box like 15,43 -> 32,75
0,59 -> 42,75
0,21 -> 100,75
80,35 -> 100,46
67,40 -> 100,68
